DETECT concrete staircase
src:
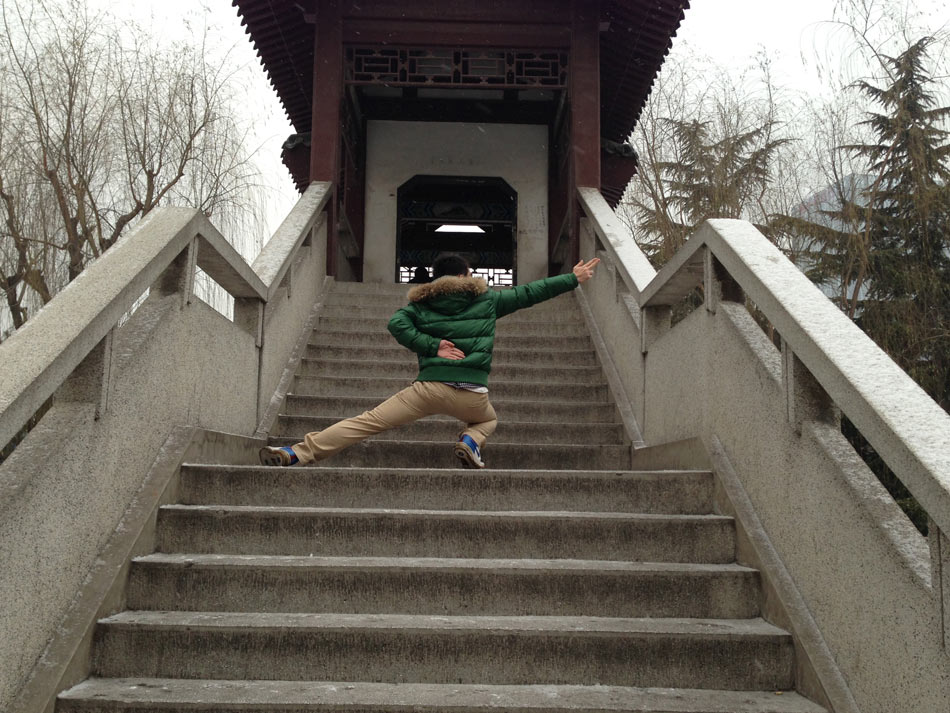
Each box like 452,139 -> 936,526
58,282 -> 826,713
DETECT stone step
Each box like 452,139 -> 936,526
92,612 -> 794,690
319,302 -> 585,322
156,506 -> 735,562
326,282 -> 582,302
305,343 -> 600,367
283,394 -> 619,422
296,358 -> 606,384
178,466 -> 714,514
274,415 -> 625,445
264,438 -> 632,469
128,554 -> 760,619
309,330 -> 593,351
316,316 -> 591,337
59,678 -> 828,713
292,375 -> 609,402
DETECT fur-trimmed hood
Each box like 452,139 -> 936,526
407,275 -> 488,303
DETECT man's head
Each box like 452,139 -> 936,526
432,253 -> 471,279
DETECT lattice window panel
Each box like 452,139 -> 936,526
472,267 -> 514,287
398,266 -> 514,287
346,47 -> 567,88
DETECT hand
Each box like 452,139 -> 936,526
437,339 -> 465,360
573,258 -> 600,283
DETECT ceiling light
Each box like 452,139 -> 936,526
435,225 -> 485,233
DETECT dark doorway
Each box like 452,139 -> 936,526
396,176 -> 517,285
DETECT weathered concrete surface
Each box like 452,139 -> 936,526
57,277 -> 816,712
295,358 -> 604,383
0,208 -> 262,455
292,374 -> 609,401
129,553 -> 760,618
364,122 -> 549,284
267,439 -> 632,470
308,330 -> 596,350
178,466 -> 715,513
276,415 -> 624,444
284,393 -> 616,422
304,343 -> 601,366
251,183 -> 330,297
641,298 -> 950,712
251,213 -> 328,425
93,611 -> 794,690
156,505 -> 735,562
0,295 -> 257,708
58,679 -> 828,713
578,217 -> 648,431
577,207 -> 950,712
0,188 -> 332,712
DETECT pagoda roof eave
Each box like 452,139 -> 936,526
231,0 -> 689,144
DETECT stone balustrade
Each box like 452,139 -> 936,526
577,185 -> 950,713
0,182 -> 331,710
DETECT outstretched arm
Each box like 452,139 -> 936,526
494,258 -> 601,318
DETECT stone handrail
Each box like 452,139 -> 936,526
577,187 -> 657,299
0,181 -> 331,455
577,186 -> 950,539
252,182 -> 332,301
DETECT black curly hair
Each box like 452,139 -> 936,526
432,253 -> 471,279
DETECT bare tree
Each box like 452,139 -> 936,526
0,0 -> 266,340
621,50 -> 790,267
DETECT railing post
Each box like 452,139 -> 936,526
234,297 -> 265,427
931,521 -> 949,649
55,328 -> 116,419
640,305 -> 671,354
233,299 -> 264,347
704,250 -> 743,314
781,340 -> 838,434
152,239 -> 197,308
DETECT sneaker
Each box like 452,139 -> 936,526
454,434 -> 485,469
259,445 -> 299,467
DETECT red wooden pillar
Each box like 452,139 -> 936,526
570,0 -> 600,263
310,0 -> 343,276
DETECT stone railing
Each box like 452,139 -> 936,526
577,186 -> 950,713
0,182 -> 331,710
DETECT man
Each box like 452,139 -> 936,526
260,252 -> 599,469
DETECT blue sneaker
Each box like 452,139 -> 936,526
259,445 -> 299,466
454,434 -> 485,469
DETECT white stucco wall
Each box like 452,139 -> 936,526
364,120 -> 549,284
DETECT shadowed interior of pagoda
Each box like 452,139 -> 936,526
396,175 -> 517,285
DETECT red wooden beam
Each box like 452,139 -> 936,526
310,0 -> 343,275
570,0 -> 600,190
342,20 -> 570,48
340,0 -> 571,24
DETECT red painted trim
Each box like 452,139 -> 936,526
567,0 -> 600,267
310,0 -> 343,276
342,21 -> 570,48
570,0 -> 600,190
341,0 -> 571,24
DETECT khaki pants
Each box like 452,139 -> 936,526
291,380 -> 497,464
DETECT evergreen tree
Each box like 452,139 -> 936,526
632,116 -> 787,266
772,37 -> 950,534
850,38 -> 950,409
780,38 -> 950,408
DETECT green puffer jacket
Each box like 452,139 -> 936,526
387,272 -> 579,386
